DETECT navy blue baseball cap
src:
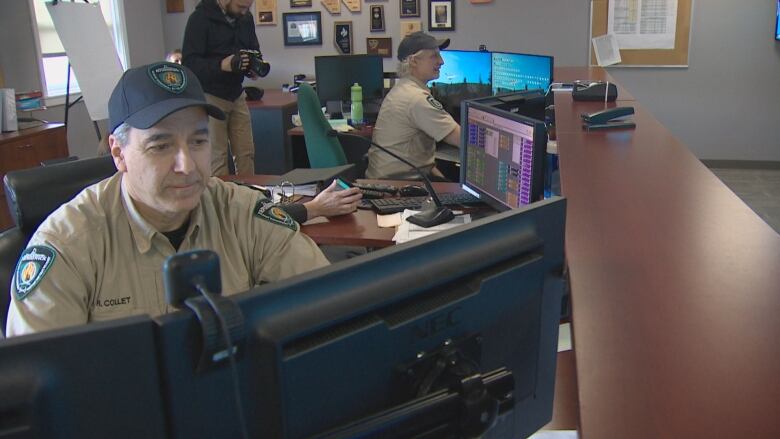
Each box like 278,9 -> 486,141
108,62 -> 224,134
397,32 -> 450,61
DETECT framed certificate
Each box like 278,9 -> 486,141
429,0 -> 454,31
334,21 -> 353,55
370,5 -> 385,32
367,37 -> 392,58
400,0 -> 420,18
283,12 -> 323,46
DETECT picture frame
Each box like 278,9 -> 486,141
370,5 -> 385,32
400,0 -> 420,18
256,0 -> 277,25
367,37 -> 393,58
400,20 -> 422,38
290,0 -> 312,7
166,0 -> 184,13
334,21 -> 353,55
428,0 -> 454,31
283,11 -> 322,46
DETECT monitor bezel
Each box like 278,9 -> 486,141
459,99 -> 548,212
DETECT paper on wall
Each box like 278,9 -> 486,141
607,0 -> 677,49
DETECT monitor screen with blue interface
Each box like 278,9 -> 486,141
776,0 -> 780,40
429,50 -> 492,87
491,52 -> 553,94
428,50 -> 493,121
461,101 -> 546,210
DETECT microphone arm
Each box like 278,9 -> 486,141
327,130 -> 454,228
328,130 -> 443,207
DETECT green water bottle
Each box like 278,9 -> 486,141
350,82 -> 364,126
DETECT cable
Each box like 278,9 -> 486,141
195,283 -> 250,439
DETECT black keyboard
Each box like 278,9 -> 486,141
369,192 -> 484,215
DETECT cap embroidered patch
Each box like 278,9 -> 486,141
14,245 -> 56,300
147,63 -> 188,94
426,95 -> 444,111
254,200 -> 298,231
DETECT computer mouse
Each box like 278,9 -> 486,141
399,185 -> 429,197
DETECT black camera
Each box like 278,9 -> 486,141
239,49 -> 270,78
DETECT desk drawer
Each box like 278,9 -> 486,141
0,125 -> 69,196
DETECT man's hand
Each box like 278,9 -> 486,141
303,180 -> 363,219
221,53 -> 250,73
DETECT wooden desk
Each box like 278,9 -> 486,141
247,90 -> 298,174
0,123 -> 69,231
224,175 -> 464,248
554,67 -> 780,438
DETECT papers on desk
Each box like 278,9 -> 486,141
328,119 -> 354,132
529,431 -> 578,439
392,210 -> 470,244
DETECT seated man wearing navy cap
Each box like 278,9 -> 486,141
366,32 -> 462,180
6,62 -> 330,337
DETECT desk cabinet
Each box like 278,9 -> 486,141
0,124 -> 69,230
247,90 -> 297,174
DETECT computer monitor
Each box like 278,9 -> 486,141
0,316 -> 167,437
776,0 -> 780,40
460,100 -> 547,211
429,49 -> 493,120
314,55 -> 384,105
154,198 -> 567,438
469,89 -> 548,123
491,52 -> 554,94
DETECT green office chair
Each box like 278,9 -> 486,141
297,83 -> 347,168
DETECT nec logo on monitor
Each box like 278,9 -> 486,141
410,307 -> 462,342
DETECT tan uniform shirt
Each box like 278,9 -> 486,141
366,76 -> 459,179
6,173 -> 329,337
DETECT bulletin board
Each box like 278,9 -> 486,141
590,0 -> 693,67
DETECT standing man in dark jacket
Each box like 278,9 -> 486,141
183,0 -> 261,176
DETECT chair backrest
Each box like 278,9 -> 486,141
1,156 -> 117,333
4,156 -> 117,235
297,83 -> 347,168
0,228 -> 27,337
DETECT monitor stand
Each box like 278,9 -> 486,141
315,337 -> 516,438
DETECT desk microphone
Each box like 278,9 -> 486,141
327,130 -> 454,228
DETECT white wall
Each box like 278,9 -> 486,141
0,0 -> 165,160
161,0 -> 590,89
3,0 -> 779,162
608,0 -> 780,161
160,0 -> 780,162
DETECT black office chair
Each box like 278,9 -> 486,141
0,156 -> 117,335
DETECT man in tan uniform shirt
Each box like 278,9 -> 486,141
366,32 -> 461,180
6,62 -> 329,337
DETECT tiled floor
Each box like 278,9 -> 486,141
709,167 -> 780,234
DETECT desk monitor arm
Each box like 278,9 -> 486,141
318,336 -> 515,438
328,130 -> 455,228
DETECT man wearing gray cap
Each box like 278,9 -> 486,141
5,62 -> 329,337
366,32 -> 461,180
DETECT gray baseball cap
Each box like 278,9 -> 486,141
397,32 -> 450,61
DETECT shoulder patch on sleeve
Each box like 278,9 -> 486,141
14,245 -> 57,301
254,200 -> 298,231
426,95 -> 444,111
